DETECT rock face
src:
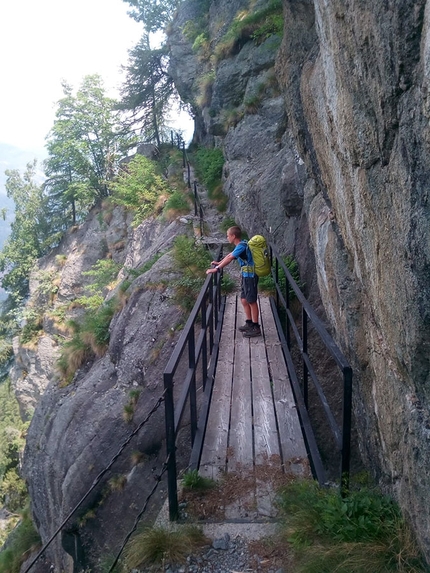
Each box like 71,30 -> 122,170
18,203 -> 196,570
17,0 -> 430,567
168,0 -> 430,561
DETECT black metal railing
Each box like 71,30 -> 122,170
163,247 -> 225,520
269,242 -> 353,493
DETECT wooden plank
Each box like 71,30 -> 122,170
228,326 -> 253,471
260,297 -> 310,476
224,298 -> 256,519
199,296 -> 236,480
252,298 -> 282,517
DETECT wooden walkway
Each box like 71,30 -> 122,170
199,294 -> 310,519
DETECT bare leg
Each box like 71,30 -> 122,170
241,298 -> 259,323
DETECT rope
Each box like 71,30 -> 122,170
107,456 -> 170,572
22,390 -> 167,573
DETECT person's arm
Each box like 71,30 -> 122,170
206,252 -> 235,274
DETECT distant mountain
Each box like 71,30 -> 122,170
0,143 -> 47,300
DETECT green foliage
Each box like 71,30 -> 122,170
119,35 -> 175,145
219,217 -> 237,232
44,75 -> 135,227
123,390 -> 141,423
110,154 -> 171,225
0,382 -> 28,524
0,507 -> 40,573
214,0 -> 283,62
277,480 -> 428,573
82,259 -> 121,294
0,339 -> 13,368
258,254 -> 303,297
19,312 -> 43,345
0,162 -> 53,302
172,236 -> 212,310
182,469 -> 216,491
195,71 -> 215,109
123,0 -> 181,32
57,298 -> 117,384
193,147 -> 225,195
163,190 -> 190,216
124,525 -> 207,569
34,269 -> 60,302
251,12 -> 284,44
221,273 -> 236,294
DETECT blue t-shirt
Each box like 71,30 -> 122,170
232,241 -> 255,277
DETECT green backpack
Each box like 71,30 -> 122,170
247,235 -> 271,277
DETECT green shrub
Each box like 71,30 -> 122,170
163,190 -> 191,215
82,259 -> 122,294
0,339 -> 13,368
258,254 -> 303,298
0,381 -> 28,523
172,236 -> 212,310
214,0 -> 283,61
110,155 -> 171,226
193,147 -> 224,194
0,507 -> 40,573
277,479 -> 428,573
219,217 -> 237,232
182,469 -> 216,491
57,298 -> 117,384
196,71 -> 216,108
20,311 -> 43,345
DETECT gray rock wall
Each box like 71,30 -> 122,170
277,0 -> 430,557
19,204 -> 196,570
170,0 -> 430,559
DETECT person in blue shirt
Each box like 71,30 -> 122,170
206,226 -> 261,337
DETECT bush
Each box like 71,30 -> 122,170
172,236 -> 212,310
163,190 -> 191,217
182,469 -> 215,491
214,0 -> 283,61
258,254 -> 303,298
193,147 -> 225,194
82,259 -> 122,294
110,155 -> 171,226
0,507 -> 40,573
57,298 -> 117,384
277,479 -> 428,573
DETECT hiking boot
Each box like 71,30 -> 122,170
243,325 -> 262,338
238,322 -> 253,332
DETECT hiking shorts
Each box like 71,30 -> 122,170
241,275 -> 259,304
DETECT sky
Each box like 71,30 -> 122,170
0,0 -> 193,156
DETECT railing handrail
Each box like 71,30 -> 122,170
269,242 -> 353,493
270,243 -> 350,371
164,246 -> 224,520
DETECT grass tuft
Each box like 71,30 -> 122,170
182,469 -> 216,491
124,526 -> 208,569
277,479 -> 428,573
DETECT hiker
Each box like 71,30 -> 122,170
206,226 -> 261,337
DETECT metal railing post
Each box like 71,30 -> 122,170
201,292 -> 208,391
164,372 -> 178,520
285,265 -> 291,350
194,181 -> 198,216
302,307 -> 309,409
188,330 -> 197,445
209,274 -> 214,352
341,366 -> 353,496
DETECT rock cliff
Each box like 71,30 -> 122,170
15,0 -> 430,568
169,0 -> 430,561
